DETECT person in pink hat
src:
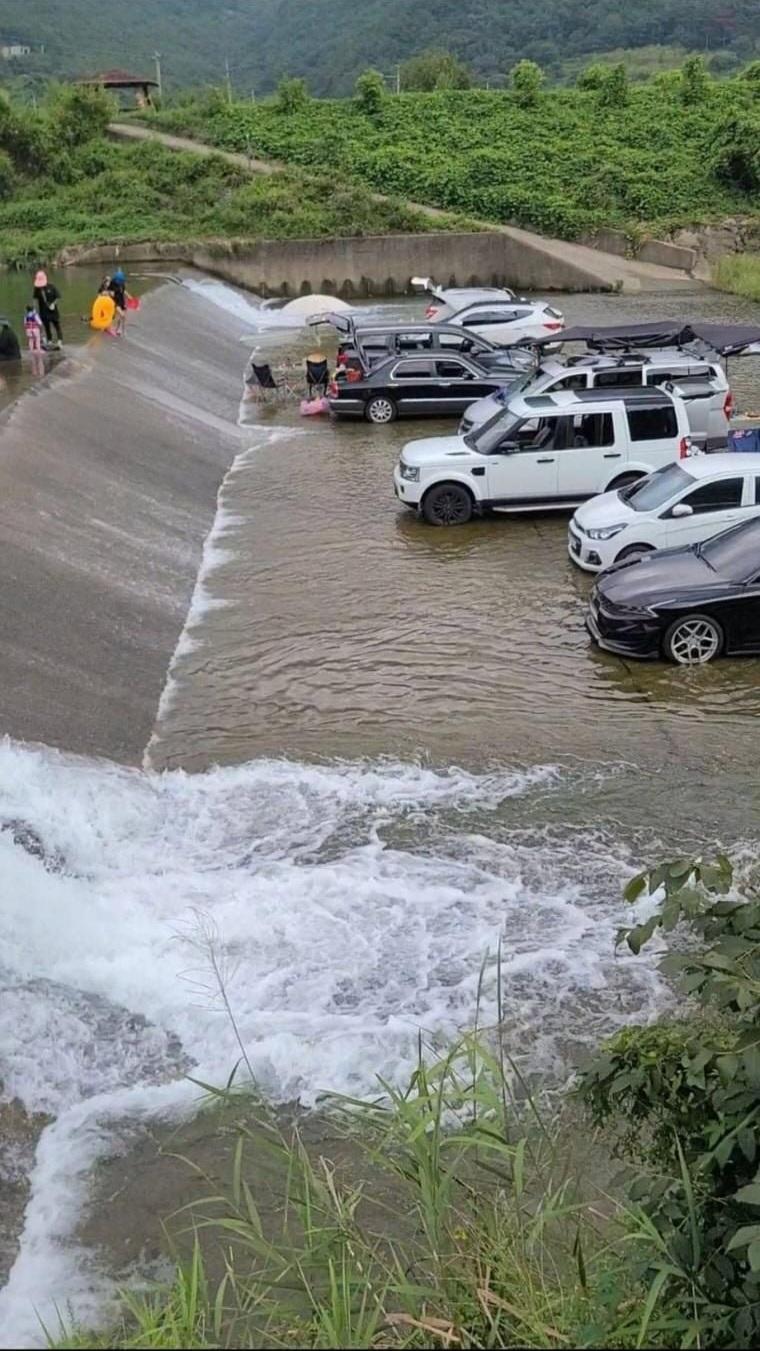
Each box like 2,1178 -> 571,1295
33,269 -> 63,349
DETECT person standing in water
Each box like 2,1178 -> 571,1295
107,269 -> 130,338
33,271 -> 63,349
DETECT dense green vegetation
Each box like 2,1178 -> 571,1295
149,71 -> 760,240
716,253 -> 760,301
1,0 -> 758,96
55,849 -> 760,1349
0,86 -> 464,269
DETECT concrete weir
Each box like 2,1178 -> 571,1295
0,285 -> 245,763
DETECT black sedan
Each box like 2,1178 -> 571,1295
587,516 -> 760,664
328,353 -> 513,424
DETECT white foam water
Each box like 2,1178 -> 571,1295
0,736 -> 666,1344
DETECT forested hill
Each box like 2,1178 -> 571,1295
3,0 -> 758,94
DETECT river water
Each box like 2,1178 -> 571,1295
1,273 -> 760,1343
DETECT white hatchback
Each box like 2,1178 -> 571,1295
569,454 -> 760,572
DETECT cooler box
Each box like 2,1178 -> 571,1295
728,428 -> 760,453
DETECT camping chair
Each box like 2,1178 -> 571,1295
305,356 -> 329,399
244,360 -> 296,402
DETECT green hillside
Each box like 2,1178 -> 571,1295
1,0 -> 758,94
150,76 -> 760,240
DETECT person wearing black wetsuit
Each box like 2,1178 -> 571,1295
0,319 -> 21,362
108,270 -> 128,337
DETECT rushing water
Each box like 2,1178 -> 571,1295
1,272 -> 760,1344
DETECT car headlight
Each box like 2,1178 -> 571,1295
586,523 -> 627,541
399,462 -> 420,482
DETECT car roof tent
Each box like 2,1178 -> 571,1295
536,321 -> 760,356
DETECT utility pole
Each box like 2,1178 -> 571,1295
153,52 -> 163,100
225,56 -> 233,104
395,63 -> 401,94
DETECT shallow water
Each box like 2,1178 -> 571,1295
2,275 -> 760,1344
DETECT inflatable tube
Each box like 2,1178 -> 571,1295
300,397 -> 330,417
90,295 -> 116,331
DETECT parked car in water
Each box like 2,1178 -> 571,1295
327,352 -> 520,423
569,455 -> 760,572
459,351 -> 734,449
393,388 -> 697,525
311,314 -> 535,376
411,277 -> 564,347
587,514 -> 760,664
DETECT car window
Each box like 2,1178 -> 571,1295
438,333 -> 472,350
646,365 -> 712,385
436,359 -> 473,378
396,332 -> 433,351
391,360 -> 436,379
553,373 -> 588,391
626,405 -> 678,441
680,478 -> 744,514
495,415 -> 563,452
461,308 -> 530,326
755,476 -> 760,506
557,411 -> 614,449
701,517 -> 760,581
595,370 -> 642,388
622,463 -> 692,511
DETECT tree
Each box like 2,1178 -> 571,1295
398,49 -> 471,92
274,77 -> 309,113
740,60 -> 760,86
510,59 -> 544,107
680,54 -> 709,105
713,111 -> 760,192
597,62 -> 628,108
355,69 -> 386,116
46,83 -> 114,149
576,63 -> 608,91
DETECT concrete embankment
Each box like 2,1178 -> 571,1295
0,284 -> 246,763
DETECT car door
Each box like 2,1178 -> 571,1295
662,473 -> 746,549
388,359 -> 440,414
484,415 -> 565,503
434,358 -> 497,413
555,409 -> 619,500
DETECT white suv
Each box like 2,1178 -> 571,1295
459,350 -> 733,449
393,388 -> 696,526
412,278 -> 565,347
569,454 -> 760,571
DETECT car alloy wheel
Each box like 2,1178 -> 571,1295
664,614 -> 723,666
366,397 -> 396,424
615,544 -> 653,563
423,483 -> 473,526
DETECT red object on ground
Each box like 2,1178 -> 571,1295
126,297 -> 141,311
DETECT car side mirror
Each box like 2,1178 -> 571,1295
670,502 -> 693,518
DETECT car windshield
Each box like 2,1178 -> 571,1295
700,517 -> 760,581
619,463 -> 693,512
463,406 -> 516,452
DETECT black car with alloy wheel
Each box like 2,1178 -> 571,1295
587,516 -> 760,664
328,353 -> 513,424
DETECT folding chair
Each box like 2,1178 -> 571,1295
305,355 -> 329,399
244,360 -> 296,402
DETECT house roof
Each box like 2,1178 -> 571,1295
76,69 -> 158,87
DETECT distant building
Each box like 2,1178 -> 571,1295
1,39 -> 33,59
75,68 -> 159,107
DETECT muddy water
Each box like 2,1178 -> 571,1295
152,285 -> 760,843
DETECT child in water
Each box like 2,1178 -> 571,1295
23,305 -> 43,353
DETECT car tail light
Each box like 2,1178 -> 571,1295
724,390 -> 735,419
328,380 -> 338,398
679,435 -> 692,459
346,367 -> 362,383
542,321 -> 564,331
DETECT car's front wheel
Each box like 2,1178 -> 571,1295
615,543 -> 654,563
422,483 -> 474,527
365,396 -> 397,425
663,613 -> 724,666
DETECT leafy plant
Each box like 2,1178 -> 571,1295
274,76 -> 310,113
399,48 -> 472,92
579,854 -> 760,1348
354,69 -> 386,117
597,63 -> 629,108
680,54 -> 710,106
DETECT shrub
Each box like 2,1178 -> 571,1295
45,83 -> 115,147
354,69 -> 386,117
713,111 -> 760,191
577,63 -> 609,91
598,63 -> 629,107
510,59 -> 544,107
680,54 -> 709,106
399,48 -> 472,91
0,148 -> 15,200
274,77 -> 309,113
